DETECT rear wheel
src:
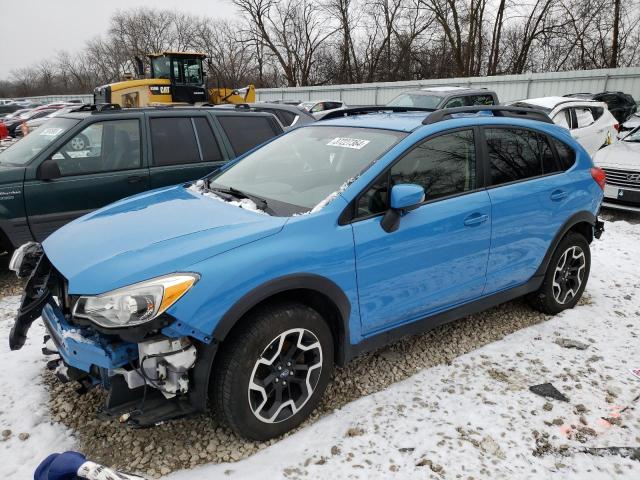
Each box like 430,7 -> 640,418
212,302 -> 334,440
529,232 -> 590,315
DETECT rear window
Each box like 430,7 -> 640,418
486,127 -> 556,185
550,138 -> 576,171
193,117 -> 223,162
218,116 -> 279,155
150,117 -> 200,166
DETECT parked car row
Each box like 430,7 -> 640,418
0,105 -> 284,253
0,102 -> 89,139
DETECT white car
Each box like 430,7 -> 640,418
300,100 -> 347,119
593,126 -> 640,212
513,96 -> 619,157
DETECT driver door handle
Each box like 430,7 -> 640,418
464,213 -> 489,227
127,175 -> 143,184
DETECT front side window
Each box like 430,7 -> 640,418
356,130 -> 476,217
211,126 -> 405,210
391,129 -> 476,199
51,119 -> 141,176
182,59 -> 203,85
486,128 -> 556,185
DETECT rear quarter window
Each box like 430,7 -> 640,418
550,137 -> 576,171
218,116 -> 279,155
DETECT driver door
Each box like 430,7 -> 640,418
351,129 -> 491,335
23,117 -> 149,241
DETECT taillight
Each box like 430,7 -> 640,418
591,167 -> 606,190
613,123 -> 620,132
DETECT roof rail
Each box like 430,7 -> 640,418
321,106 -> 436,121
422,105 -> 553,125
73,103 -> 122,113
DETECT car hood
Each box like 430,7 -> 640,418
593,140 -> 640,170
44,185 -> 288,294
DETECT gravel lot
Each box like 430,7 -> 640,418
0,209 -> 637,478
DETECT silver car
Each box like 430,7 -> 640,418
593,126 -> 640,212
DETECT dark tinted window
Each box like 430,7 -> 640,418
356,130 -> 476,217
391,129 -> 476,200
193,117 -> 222,162
265,109 -> 295,126
218,116 -> 278,155
551,138 -> 576,171
486,128 -> 556,185
444,97 -> 465,108
150,117 -> 200,166
468,94 -> 495,106
357,176 -> 389,217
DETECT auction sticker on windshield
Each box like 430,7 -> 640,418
327,137 -> 370,149
39,128 -> 64,136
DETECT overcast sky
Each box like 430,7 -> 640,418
0,0 -> 236,79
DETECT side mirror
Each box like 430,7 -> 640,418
381,184 -> 425,233
390,183 -> 425,210
37,159 -> 62,181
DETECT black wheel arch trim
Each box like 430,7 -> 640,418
533,210 -> 597,278
212,273 -> 352,363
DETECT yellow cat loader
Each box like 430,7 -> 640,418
93,52 -> 255,107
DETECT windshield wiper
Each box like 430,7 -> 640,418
209,184 -> 272,214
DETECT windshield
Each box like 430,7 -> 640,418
387,93 -> 443,109
210,125 -> 406,212
623,127 -> 640,142
151,56 -> 171,79
0,118 -> 79,166
300,102 -> 315,111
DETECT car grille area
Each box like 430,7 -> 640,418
602,167 -> 640,189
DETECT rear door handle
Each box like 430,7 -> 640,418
127,175 -> 143,184
550,189 -> 568,201
464,213 -> 489,227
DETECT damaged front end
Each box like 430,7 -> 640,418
9,244 -> 216,427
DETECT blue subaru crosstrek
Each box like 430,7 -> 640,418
9,106 -> 605,441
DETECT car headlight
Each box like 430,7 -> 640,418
73,273 -> 199,328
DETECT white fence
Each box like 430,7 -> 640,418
256,67 -> 640,105
13,94 -> 93,104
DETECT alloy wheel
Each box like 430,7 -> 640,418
247,328 -> 323,424
552,245 -> 586,304
70,137 -> 86,150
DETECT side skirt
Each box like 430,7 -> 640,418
343,275 -> 544,363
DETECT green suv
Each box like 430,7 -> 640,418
0,106 -> 283,254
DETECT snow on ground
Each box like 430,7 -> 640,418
0,220 -> 638,479
0,297 -> 75,478
168,220 -> 640,480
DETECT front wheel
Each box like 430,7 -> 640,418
212,302 -> 334,440
529,232 -> 591,315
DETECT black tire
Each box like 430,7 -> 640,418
528,232 -> 591,315
212,302 -> 334,441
